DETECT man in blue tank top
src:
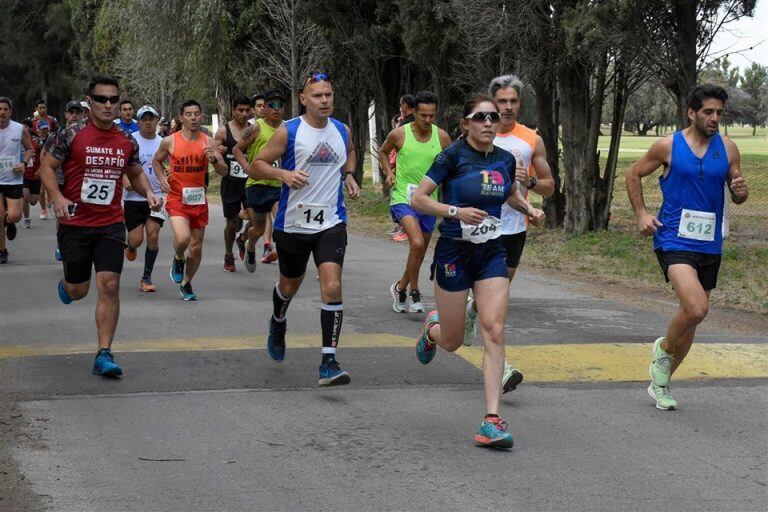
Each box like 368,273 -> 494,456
626,84 -> 749,411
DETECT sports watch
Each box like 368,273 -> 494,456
526,176 -> 538,190
447,206 -> 458,218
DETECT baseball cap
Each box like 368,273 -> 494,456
80,101 -> 90,111
65,100 -> 84,112
37,120 -> 50,130
264,89 -> 286,102
136,105 -> 159,119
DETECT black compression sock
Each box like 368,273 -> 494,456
272,285 -> 292,321
321,302 -> 343,354
144,248 -> 159,278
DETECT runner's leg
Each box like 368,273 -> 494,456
183,227 -> 205,285
473,277 -> 509,416
94,271 -> 120,350
665,264 -> 710,374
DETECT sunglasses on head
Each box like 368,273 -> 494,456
90,95 -> 120,105
266,100 -> 284,109
466,111 -> 501,123
303,72 -> 330,88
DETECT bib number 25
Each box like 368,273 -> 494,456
80,178 -> 116,205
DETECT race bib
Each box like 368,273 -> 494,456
294,203 -> 332,230
150,207 -> 167,220
406,184 -> 418,205
678,208 -> 716,242
0,156 -> 16,172
461,216 -> 502,244
228,158 -> 247,179
26,157 -> 35,168
182,187 -> 206,205
80,177 -> 116,205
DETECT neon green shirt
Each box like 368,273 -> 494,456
391,123 -> 441,205
245,118 -> 282,188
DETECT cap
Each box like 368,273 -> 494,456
65,100 -> 84,112
136,105 -> 159,119
80,101 -> 90,111
37,120 -> 50,130
263,89 -> 286,102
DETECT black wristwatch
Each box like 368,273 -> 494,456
526,176 -> 537,190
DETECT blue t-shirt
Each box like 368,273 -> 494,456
115,119 -> 139,134
425,139 -> 515,239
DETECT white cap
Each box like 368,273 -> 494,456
136,105 -> 158,119
80,101 -> 89,110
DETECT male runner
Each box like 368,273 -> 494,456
153,100 -> 227,300
252,94 -> 265,121
213,94 -> 252,272
123,105 -> 166,291
464,74 -> 555,393
38,75 -> 161,376
626,84 -> 748,410
0,97 -> 34,264
250,72 -> 360,386
379,91 -> 450,313
32,99 -> 59,133
21,119 -> 48,228
388,94 -> 416,241
115,100 -> 139,134
234,89 -> 286,272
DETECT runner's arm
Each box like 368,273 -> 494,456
437,129 -> 452,150
233,124 -> 259,171
19,126 -> 34,171
343,125 -> 360,199
529,136 -> 555,198
38,153 -> 72,219
249,126 -> 308,189
377,128 -> 403,190
206,138 -> 228,177
626,137 -> 670,235
724,136 -> 748,204
125,164 -> 154,200
152,136 -> 172,192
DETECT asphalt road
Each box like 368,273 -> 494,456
0,204 -> 766,512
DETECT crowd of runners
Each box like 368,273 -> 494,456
0,72 -> 748,449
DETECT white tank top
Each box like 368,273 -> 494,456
494,126 -> 536,235
124,132 -> 164,201
0,121 -> 24,185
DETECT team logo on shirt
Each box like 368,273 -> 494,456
307,141 -> 340,166
479,170 -> 505,196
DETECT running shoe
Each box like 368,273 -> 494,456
57,280 -> 72,304
179,282 -> 197,301
416,310 -> 439,365
647,382 -> 678,410
390,281 -> 407,313
392,231 -> 409,242
23,218 -> 31,229
463,298 -> 477,346
649,336 -> 674,387
170,256 -> 185,283
139,276 -> 156,293
408,290 -> 425,313
318,358 -> 351,386
39,211 -> 48,220
6,222 -> 16,241
54,248 -> 62,261
235,233 -> 246,260
244,251 -> 257,273
224,254 -> 236,272
388,224 -> 401,235
502,362 -> 524,394
124,247 -> 137,262
474,416 -> 514,449
261,244 -> 278,264
267,316 -> 287,361
92,348 -> 123,377
0,249 -> 7,264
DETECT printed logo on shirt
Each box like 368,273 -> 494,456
444,263 -> 457,278
712,150 -> 722,159
480,170 -> 506,196
307,141 -> 340,166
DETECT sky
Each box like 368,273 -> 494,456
708,0 -> 768,70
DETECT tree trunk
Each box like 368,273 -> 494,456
586,52 -> 608,220
670,0 -> 698,130
531,75 -> 564,228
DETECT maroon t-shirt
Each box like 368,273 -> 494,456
24,137 -> 42,180
47,118 -> 140,227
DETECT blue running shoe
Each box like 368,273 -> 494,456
54,248 -> 62,261
58,280 -> 72,305
179,282 -> 197,301
92,348 -> 123,377
318,358 -> 351,386
416,310 -> 439,365
170,256 -> 185,283
267,316 -> 287,361
474,416 -> 514,449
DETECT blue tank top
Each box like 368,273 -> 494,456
425,139 -> 514,239
653,131 -> 729,255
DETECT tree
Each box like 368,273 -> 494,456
740,63 -> 768,135
624,81 -> 678,135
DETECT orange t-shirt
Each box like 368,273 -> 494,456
166,131 -> 209,211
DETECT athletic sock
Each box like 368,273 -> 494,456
272,284 -> 292,322
485,414 -> 500,420
321,302 -> 343,355
144,248 -> 159,278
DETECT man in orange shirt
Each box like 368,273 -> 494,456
153,100 -> 227,300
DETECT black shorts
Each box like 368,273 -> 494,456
23,178 -> 41,195
57,222 -> 126,284
273,223 -> 347,279
501,231 -> 527,268
124,200 -> 164,231
0,184 -> 23,200
220,175 -> 247,219
246,185 -> 281,214
655,249 -> 722,291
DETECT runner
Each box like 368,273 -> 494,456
464,74 -> 555,394
249,72 -> 361,386
252,94 -> 265,121
378,91 -> 451,313
115,100 -> 139,134
233,89 -> 286,272
411,94 -> 537,449
626,84 -> 748,410
21,119 -> 48,228
37,75 -> 161,376
212,94 -> 252,272
32,99 -> 59,133
389,95 -> 417,242
123,105 -> 166,292
152,99 -> 227,300
0,97 -> 34,264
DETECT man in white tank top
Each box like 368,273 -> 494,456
0,97 -> 34,263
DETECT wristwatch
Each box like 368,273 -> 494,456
447,206 -> 458,218
526,176 -> 537,190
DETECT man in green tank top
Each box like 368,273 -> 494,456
378,91 -> 451,313
233,90 -> 286,273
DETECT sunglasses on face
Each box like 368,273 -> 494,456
90,95 -> 120,105
266,100 -> 284,109
466,111 -> 501,123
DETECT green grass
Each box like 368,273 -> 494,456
598,125 -> 767,155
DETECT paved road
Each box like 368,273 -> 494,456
0,206 -> 766,512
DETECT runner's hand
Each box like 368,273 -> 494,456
456,207 -> 487,225
730,176 -> 747,200
52,196 -> 73,220
528,208 -> 545,226
383,173 -> 394,191
159,177 -> 170,194
638,212 -> 662,236
146,192 -> 163,211
13,163 -> 25,174
217,144 -> 227,155
345,173 -> 360,199
282,169 -> 309,189
514,164 -> 528,183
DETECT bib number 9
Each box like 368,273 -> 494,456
229,159 -> 247,179
80,178 -> 116,205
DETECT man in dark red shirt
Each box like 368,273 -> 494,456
38,75 -> 162,377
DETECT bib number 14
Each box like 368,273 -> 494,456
294,203 -> 332,230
